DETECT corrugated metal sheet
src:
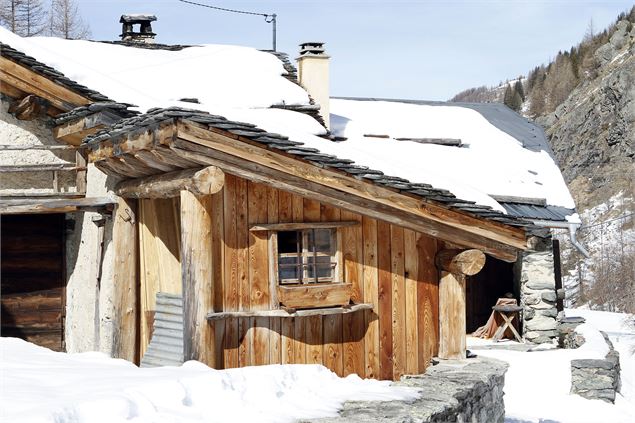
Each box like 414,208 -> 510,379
140,292 -> 184,368
500,202 -> 575,221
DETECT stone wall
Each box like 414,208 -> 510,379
519,238 -> 560,344
304,357 -> 508,423
571,332 -> 621,403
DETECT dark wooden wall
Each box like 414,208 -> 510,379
1,214 -> 66,351
209,174 -> 440,380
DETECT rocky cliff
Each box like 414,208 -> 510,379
537,20 -> 634,212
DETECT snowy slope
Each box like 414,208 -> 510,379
0,338 -> 419,423
469,308 -> 635,423
0,28 -> 575,214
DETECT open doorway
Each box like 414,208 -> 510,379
465,256 -> 516,334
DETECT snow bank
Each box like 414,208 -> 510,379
468,308 -> 635,423
0,338 -> 419,423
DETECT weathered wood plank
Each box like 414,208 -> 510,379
278,283 -> 352,309
267,186 -> 281,364
212,189 -> 225,368
417,235 -> 438,372
250,221 -> 358,232
404,229 -> 419,375
181,191 -> 215,367
223,175 -> 239,368
390,225 -> 406,379
362,215 -> 380,379
207,303 -> 373,320
279,189 -> 295,365
111,198 -> 139,363
377,220 -> 393,380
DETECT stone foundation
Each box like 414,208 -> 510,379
304,357 -> 508,423
571,332 -> 621,403
558,316 -> 586,349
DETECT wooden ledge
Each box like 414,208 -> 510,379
250,221 -> 359,232
206,303 -> 373,321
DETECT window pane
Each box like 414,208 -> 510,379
312,229 -> 334,254
278,231 -> 300,254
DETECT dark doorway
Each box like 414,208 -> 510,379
465,256 -> 515,333
1,214 -> 66,351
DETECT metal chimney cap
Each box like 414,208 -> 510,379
299,41 -> 328,57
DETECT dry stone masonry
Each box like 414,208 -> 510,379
304,357 -> 508,423
520,241 -> 560,344
571,332 -> 621,403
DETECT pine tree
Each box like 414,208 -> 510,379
49,0 -> 89,39
503,84 -> 513,108
514,79 -> 525,101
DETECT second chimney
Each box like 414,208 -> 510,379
120,14 -> 157,44
297,42 -> 330,130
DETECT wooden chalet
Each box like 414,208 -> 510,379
1,25 -> 577,380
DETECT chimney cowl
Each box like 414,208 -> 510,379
119,14 -> 157,43
298,42 -> 329,58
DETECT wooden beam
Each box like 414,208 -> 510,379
173,122 -> 525,252
0,163 -> 83,172
164,140 -> 519,263
0,196 -> 114,215
207,303 -> 373,320
8,94 -> 48,120
180,190 -> 216,367
435,249 -> 486,276
0,144 -> 79,151
1,56 -> 91,111
53,111 -> 121,145
116,166 -> 224,199
438,271 -> 466,360
111,198 -> 139,363
249,221 -> 359,232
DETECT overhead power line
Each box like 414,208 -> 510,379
177,0 -> 277,51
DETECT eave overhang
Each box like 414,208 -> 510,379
85,113 -> 529,262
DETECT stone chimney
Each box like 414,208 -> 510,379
297,42 -> 330,130
120,14 -> 157,44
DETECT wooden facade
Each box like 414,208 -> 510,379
135,175 -> 440,379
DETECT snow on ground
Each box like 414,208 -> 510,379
0,28 -> 575,213
468,308 -> 635,423
0,338 -> 419,423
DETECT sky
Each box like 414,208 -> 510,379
77,0 -> 634,101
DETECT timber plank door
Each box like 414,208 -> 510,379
1,214 -> 66,351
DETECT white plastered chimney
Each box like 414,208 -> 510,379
297,42 -> 330,130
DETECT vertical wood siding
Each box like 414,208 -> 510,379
208,174 -> 439,380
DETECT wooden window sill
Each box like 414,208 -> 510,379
249,221 -> 359,232
206,303 -> 373,321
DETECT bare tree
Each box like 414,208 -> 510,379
21,0 -> 46,35
0,0 -> 26,34
49,0 -> 89,39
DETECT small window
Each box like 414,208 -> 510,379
277,229 -> 337,285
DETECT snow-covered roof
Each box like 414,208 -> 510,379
0,28 -> 576,219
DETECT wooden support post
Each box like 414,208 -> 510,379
436,249 -> 485,360
117,166 -> 224,199
111,198 -> 139,363
75,150 -> 87,195
181,190 -> 215,367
